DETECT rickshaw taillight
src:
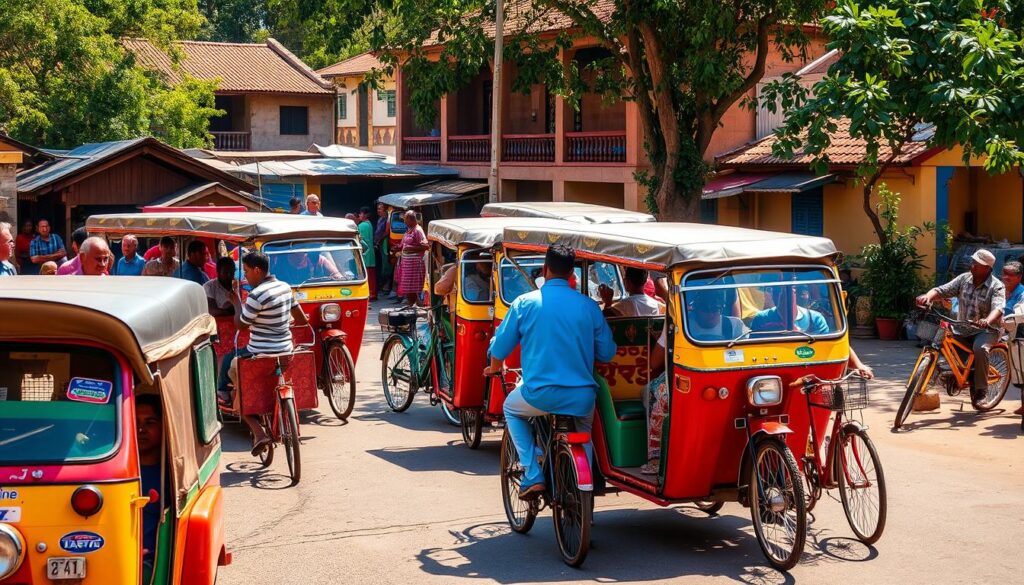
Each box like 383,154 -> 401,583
566,432 -> 590,445
71,485 -> 104,518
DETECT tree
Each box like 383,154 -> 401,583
0,0 -> 219,149
766,0 -> 1024,245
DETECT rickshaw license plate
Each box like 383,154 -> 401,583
47,557 -> 86,579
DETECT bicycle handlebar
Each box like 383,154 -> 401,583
918,304 -> 999,334
789,370 -> 867,389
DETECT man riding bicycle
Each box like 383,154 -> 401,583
916,249 -> 1005,403
483,244 -> 616,501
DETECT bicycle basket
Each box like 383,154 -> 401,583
378,307 -> 418,332
809,377 -> 868,412
911,310 -> 944,344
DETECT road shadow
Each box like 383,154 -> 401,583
352,402 -> 462,433
811,536 -> 878,563
366,441 -> 501,476
894,408 -> 1014,434
220,460 -> 296,490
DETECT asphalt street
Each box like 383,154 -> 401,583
218,304 -> 1023,584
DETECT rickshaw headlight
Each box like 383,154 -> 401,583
320,303 -> 342,323
746,376 -> 783,407
0,523 -> 25,579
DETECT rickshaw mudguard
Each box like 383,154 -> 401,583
319,327 -> 346,342
179,485 -> 226,585
746,420 -> 794,437
568,443 -> 594,492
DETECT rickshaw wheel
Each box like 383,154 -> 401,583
694,500 -> 725,515
324,341 -> 356,420
257,415 -> 274,468
836,428 -> 887,545
500,430 -> 537,534
381,335 -> 416,412
460,408 -> 484,449
552,446 -> 591,568
748,437 -> 806,572
895,353 -> 933,430
280,396 -> 302,485
973,345 -> 1010,412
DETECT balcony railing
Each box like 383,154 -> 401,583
447,135 -> 490,162
373,125 -> 396,147
212,131 -> 251,151
565,131 -> 626,163
502,134 -> 555,162
401,136 -> 441,161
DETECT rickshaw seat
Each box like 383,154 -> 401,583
614,400 -> 646,421
594,374 -> 648,468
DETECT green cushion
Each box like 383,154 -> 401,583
615,400 -> 645,421
595,374 -> 648,468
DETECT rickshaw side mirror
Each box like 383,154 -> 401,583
148,489 -> 160,504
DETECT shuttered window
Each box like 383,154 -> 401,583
700,199 -> 718,224
791,188 -> 824,236
280,106 -> 309,135
337,95 -> 347,120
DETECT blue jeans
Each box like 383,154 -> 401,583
503,388 -> 593,488
218,347 -> 254,393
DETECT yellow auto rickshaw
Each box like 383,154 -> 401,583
0,277 -> 228,584
481,201 -> 655,223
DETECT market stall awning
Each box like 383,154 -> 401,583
744,172 -> 837,193
701,173 -> 775,200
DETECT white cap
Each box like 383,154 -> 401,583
971,249 -> 996,267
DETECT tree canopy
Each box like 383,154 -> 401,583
0,0 -> 220,149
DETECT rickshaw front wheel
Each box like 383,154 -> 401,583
324,341 -> 356,420
500,430 -> 537,534
748,437 -> 806,572
460,408 -> 484,449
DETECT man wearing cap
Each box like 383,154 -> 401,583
917,248 -> 1005,402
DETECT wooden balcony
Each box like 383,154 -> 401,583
502,134 -> 555,163
565,131 -> 627,163
401,136 -> 441,161
212,131 -> 251,151
447,135 -> 490,163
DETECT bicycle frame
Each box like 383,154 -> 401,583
804,391 -> 867,491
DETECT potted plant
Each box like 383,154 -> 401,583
855,185 -> 929,340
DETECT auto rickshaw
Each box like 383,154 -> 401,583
86,212 -> 365,422
480,201 -> 655,223
0,277 -> 228,584
377,190 -> 486,272
496,222 -> 885,571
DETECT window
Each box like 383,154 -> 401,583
700,199 -> 718,224
280,106 -> 309,135
263,240 -> 366,285
460,251 -> 494,304
791,189 -> 824,236
378,90 -> 396,118
192,343 -> 220,444
337,95 -> 347,120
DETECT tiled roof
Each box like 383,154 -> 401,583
318,52 -> 383,78
427,0 -> 616,45
717,118 -> 935,168
123,38 -> 334,95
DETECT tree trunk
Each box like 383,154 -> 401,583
655,171 -> 700,221
863,180 -> 887,246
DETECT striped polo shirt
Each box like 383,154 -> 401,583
240,276 -> 295,354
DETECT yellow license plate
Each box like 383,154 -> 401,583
47,557 -> 86,580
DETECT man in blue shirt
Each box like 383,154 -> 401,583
299,194 -> 322,216
115,234 -> 146,276
751,285 -> 830,335
177,240 -> 210,285
484,245 -> 616,500
1000,261 -> 1024,316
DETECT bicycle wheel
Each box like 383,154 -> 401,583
694,500 -> 724,515
324,341 -> 356,421
552,445 -> 591,568
439,399 -> 460,426
836,428 -> 886,544
280,396 -> 302,486
802,456 -> 821,513
748,437 -> 806,572
974,345 -> 1010,411
895,352 -> 934,430
257,414 -> 274,468
460,408 -> 484,449
381,335 -> 416,412
500,430 -> 537,534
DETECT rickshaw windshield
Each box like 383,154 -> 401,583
499,257 -> 585,304
263,240 -> 365,286
681,265 -> 845,345
389,211 -> 408,235
0,344 -> 120,464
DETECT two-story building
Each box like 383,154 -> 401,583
395,1 -> 828,211
318,52 -> 398,157
125,38 -> 336,152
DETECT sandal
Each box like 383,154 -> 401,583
640,459 -> 659,475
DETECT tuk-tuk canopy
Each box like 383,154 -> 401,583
501,222 -> 839,270
427,217 -> 574,249
0,276 -> 216,384
377,191 -> 478,210
481,201 -> 656,224
87,211 -> 360,242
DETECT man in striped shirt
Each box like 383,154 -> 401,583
218,251 -> 308,454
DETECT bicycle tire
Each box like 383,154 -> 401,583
500,430 -> 537,534
280,396 -> 301,486
694,500 -> 724,515
552,445 -> 591,568
460,408 -> 484,449
836,427 -> 886,544
802,456 -> 821,512
973,344 -> 1010,412
748,437 -> 806,572
381,335 -> 416,412
324,341 -> 356,421
439,399 -> 460,427
895,352 -> 934,430
257,414 -> 274,468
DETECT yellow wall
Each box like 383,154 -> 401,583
975,169 -> 1023,242
946,167 -> 970,236
564,181 -> 624,208
305,180 -> 321,197
755,192 -> 790,232
715,197 -> 742,227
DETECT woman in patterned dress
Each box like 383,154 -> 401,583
396,210 -> 428,306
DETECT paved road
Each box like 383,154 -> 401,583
218,306 -> 1022,584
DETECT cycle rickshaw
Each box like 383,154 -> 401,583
495,222 -> 886,570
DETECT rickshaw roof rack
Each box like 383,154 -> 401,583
376,191 -> 481,209
0,276 -> 216,384
86,211 -> 360,242
427,217 -> 575,249
502,222 -> 839,269
481,201 -> 656,224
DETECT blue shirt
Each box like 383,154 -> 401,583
751,306 -> 830,335
1004,284 -> 1024,316
176,261 -> 209,285
489,279 -> 616,417
299,210 -> 322,216
29,234 -> 65,260
0,260 -> 16,276
116,255 -> 146,276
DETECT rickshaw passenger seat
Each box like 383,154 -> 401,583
614,400 -> 646,421
594,374 -> 648,467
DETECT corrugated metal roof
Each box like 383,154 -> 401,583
231,158 -> 458,179
413,179 -> 487,195
17,138 -> 148,193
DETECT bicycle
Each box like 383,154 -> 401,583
495,370 -> 593,568
232,352 -> 303,486
379,305 -> 459,425
896,307 -> 1010,430
794,372 -> 886,544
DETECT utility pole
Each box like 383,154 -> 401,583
488,0 -> 504,202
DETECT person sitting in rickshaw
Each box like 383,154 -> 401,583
135,394 -> 164,575
273,250 -> 345,283
205,257 -> 236,317
750,284 -> 829,335
687,289 -> 749,342
218,252 -> 309,454
600,267 -> 664,317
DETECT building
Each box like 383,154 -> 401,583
394,0 -> 828,211
125,38 -> 336,152
318,52 -> 398,157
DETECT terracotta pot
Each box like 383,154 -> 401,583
875,317 -> 901,340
